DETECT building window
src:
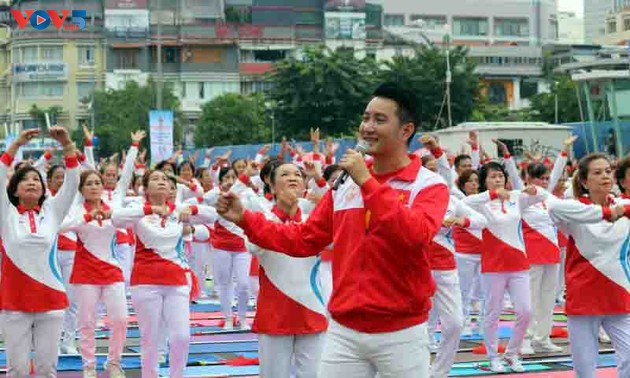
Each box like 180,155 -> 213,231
488,82 -> 507,104
77,82 -> 94,100
453,17 -> 488,36
608,20 -> 617,33
520,78 -> 538,99
494,18 -> 529,37
409,15 -> 447,30
18,82 -> 64,98
41,47 -> 63,62
78,46 -> 95,66
199,82 -> 205,99
22,47 -> 38,63
384,14 -> 404,27
624,17 -> 630,31
113,49 -> 139,69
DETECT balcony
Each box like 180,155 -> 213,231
106,27 -> 151,40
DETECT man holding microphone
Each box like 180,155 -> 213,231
218,82 -> 450,377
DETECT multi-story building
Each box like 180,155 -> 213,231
583,0 -> 630,43
594,5 -> 630,45
4,0 -> 106,131
379,0 -> 557,110
558,11 -> 585,44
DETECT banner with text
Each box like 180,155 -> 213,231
149,110 -> 173,166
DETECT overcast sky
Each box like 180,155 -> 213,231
558,0 -> 583,17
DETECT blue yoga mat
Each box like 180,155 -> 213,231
160,365 -> 259,377
57,355 -> 142,371
559,353 -> 617,368
448,363 -> 550,376
434,326 -> 512,342
130,341 -> 259,354
96,326 -> 225,339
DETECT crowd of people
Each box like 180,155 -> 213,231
0,82 -> 628,378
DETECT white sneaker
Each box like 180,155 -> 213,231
599,328 -> 611,343
83,368 -> 97,378
489,358 -> 506,373
504,354 -> 525,373
239,320 -> 251,331
429,335 -> 440,353
521,339 -> 535,355
104,361 -> 126,378
223,317 -> 234,330
533,340 -> 563,353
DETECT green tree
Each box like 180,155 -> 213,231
265,46 -> 380,140
528,75 -> 581,124
379,44 -> 480,131
194,93 -> 270,147
92,80 -> 183,157
28,105 -> 63,133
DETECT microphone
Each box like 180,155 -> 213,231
332,140 -> 370,190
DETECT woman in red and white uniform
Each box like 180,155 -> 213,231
0,127 -> 79,377
463,161 -> 545,373
237,161 -> 328,377
201,167 -> 251,330
60,170 -> 128,378
112,168 -> 217,378
546,153 -> 630,378
499,137 -> 574,354
100,132 -> 144,286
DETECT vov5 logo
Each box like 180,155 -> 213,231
11,10 -> 87,31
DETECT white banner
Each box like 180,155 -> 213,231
149,110 -> 174,166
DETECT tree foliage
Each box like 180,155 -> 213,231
29,105 -> 63,133
378,44 -> 480,131
265,46 -> 380,140
528,75 -> 581,124
194,93 -> 270,147
93,80 -> 183,157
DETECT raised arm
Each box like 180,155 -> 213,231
47,127 -> 80,224
112,131 -> 144,207
218,190 -> 334,257
548,136 -> 576,192
0,129 -> 41,222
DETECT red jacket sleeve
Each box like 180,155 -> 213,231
360,177 -> 449,250
238,191 -> 334,257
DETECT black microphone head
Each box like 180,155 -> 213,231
356,140 -> 370,154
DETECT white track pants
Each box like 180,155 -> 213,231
259,333 -> 325,378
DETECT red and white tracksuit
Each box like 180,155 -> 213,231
112,201 -> 218,378
463,189 -> 546,360
236,155 -> 449,377
547,195 -> 630,378
249,205 -> 328,378
60,200 -> 129,370
0,153 -> 79,377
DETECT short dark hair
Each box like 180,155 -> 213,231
260,158 -> 282,195
323,164 -> 341,181
616,156 -> 630,193
177,161 -> 195,176
454,154 -> 472,170
79,170 -> 103,192
219,166 -> 236,183
46,165 -> 65,182
478,161 -> 507,193
8,166 -> 47,207
155,160 -> 175,173
526,162 -> 550,180
372,82 -> 418,145
457,169 -> 479,193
